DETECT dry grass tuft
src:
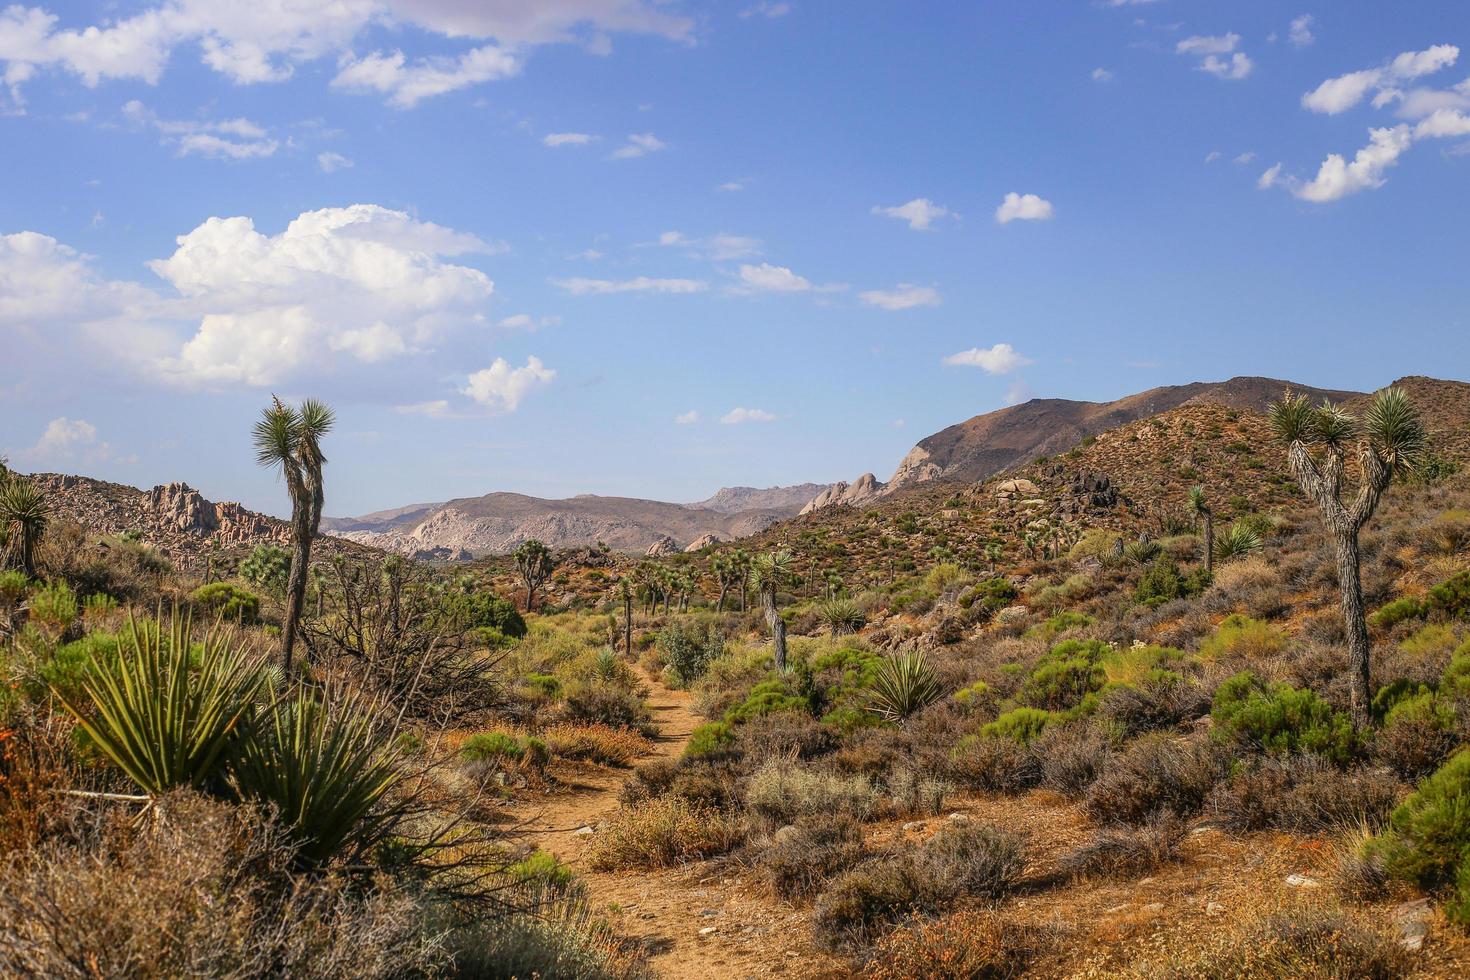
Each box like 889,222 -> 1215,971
542,722 -> 654,767
586,796 -> 742,870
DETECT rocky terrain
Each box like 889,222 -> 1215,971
804,376 -> 1362,513
326,487 -> 826,558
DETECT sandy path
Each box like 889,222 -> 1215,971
516,671 -> 841,979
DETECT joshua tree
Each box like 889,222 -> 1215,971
253,396 -> 333,675
0,474 -> 50,579
619,577 -> 633,653
710,554 -> 738,612
750,550 -> 795,672
730,548 -> 751,611
984,541 -> 1003,573
513,539 -> 554,612
1269,387 -> 1424,728
1188,486 -> 1214,579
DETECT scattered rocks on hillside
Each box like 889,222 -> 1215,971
992,478 -> 1040,499
562,546 -> 615,568
645,535 -> 680,557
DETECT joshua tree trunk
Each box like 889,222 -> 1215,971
283,519 -> 311,676
1202,511 -> 1214,579
739,580 -> 747,612
716,584 -> 727,612
1335,527 -> 1372,727
623,590 -> 633,654
764,588 -> 787,672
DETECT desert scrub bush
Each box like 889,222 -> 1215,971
867,650 -> 944,721
1210,672 -> 1358,764
1085,734 -> 1228,825
756,815 -> 867,899
949,733 -> 1041,793
979,706 -> 1062,743
734,710 -> 833,763
1017,638 -> 1110,711
683,721 -> 737,761
238,543 -> 291,596
1206,754 -> 1400,832
1397,623 -> 1461,664
542,722 -> 652,766
1370,596 -> 1426,630
722,677 -> 810,724
862,909 -> 1039,980
812,823 -> 1024,947
53,613 -> 268,794
1371,690 -> 1461,780
188,581 -> 261,625
1422,508 -> 1470,556
460,731 -> 549,774
559,678 -> 652,732
0,790 -> 446,978
586,796 -> 742,870
956,576 -> 1018,618
884,764 -> 951,817
1212,520 -> 1264,564
1126,903 -> 1412,978
1024,610 -> 1092,643
1070,528 -> 1123,562
1033,722 -> 1113,797
1097,672 -> 1206,737
1367,747 -> 1470,924
25,579 -> 77,642
656,618 -> 724,686
746,760 -> 877,829
1196,614 -> 1287,663
1133,557 -> 1208,608
1060,814 -> 1185,879
1427,568 -> 1470,620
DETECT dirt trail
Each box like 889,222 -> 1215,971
517,671 -> 838,979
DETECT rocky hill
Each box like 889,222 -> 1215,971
327,485 -> 825,558
805,376 -> 1362,513
20,474 -> 364,573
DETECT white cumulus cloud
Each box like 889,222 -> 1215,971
737,263 -> 811,292
543,132 -> 596,146
611,132 -> 667,158
461,355 -> 555,413
720,407 -> 776,424
1288,14 -> 1315,49
552,276 -> 706,295
858,284 -> 940,311
1301,44 -> 1459,115
995,192 -> 1054,224
674,409 -> 699,424
1177,33 -> 1253,80
943,343 -> 1033,374
316,151 -> 353,172
871,197 -> 951,230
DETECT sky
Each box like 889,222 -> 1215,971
2,1 -> 1469,519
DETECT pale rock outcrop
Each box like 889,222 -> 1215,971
799,473 -> 887,514
645,535 -> 679,557
684,533 -> 723,552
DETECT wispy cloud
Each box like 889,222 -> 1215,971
942,343 -> 1033,374
858,284 -> 940,310
552,276 -> 707,295
720,407 -> 776,424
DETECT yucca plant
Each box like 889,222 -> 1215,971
53,611 -> 269,794
1213,521 -> 1264,563
1123,539 -> 1162,566
230,685 -> 403,867
0,475 -> 50,578
868,650 -> 945,722
815,597 -> 866,636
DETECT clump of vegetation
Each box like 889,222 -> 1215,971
1368,747 -> 1470,925
1210,672 -> 1358,764
586,796 -> 743,870
189,581 -> 261,625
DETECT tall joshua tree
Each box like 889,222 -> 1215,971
711,554 -> 741,612
731,548 -> 751,612
1188,486 -> 1214,579
619,577 -> 633,654
1269,387 -> 1424,728
751,550 -> 794,672
513,539 -> 554,612
0,475 -> 50,578
253,396 -> 334,675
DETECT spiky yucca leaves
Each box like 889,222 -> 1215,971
868,650 -> 945,722
53,612 -> 269,794
231,685 -> 403,867
815,598 -> 866,636
1363,386 -> 1425,470
0,476 -> 50,578
1123,539 -> 1162,566
1213,521 -> 1264,563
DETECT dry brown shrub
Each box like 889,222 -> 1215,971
861,909 -> 1040,979
586,796 -> 742,871
542,722 -> 653,767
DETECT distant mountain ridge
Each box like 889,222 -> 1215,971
325,484 -> 833,558
803,376 -> 1362,513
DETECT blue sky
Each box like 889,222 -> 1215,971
2,1 -> 1468,518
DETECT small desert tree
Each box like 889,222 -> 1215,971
513,539 -> 554,612
253,396 -> 333,675
710,553 -> 741,612
1188,485 -> 1214,579
750,550 -> 795,672
619,576 -> 633,653
1269,387 -> 1424,727
0,474 -> 50,579
730,548 -> 752,611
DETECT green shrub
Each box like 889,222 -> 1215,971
1371,596 -> 1426,630
27,579 -> 77,639
745,761 -> 876,828
657,619 -> 724,685
460,731 -> 524,762
980,707 -> 1061,744
723,679 -> 809,724
1133,557 -> 1207,607
189,582 -> 261,625
957,577 -> 1017,615
1399,623 -> 1460,662
1444,639 -> 1470,697
684,722 -> 737,760
1197,614 -> 1286,662
1370,748 -> 1470,925
1025,610 -> 1092,642
509,851 -> 575,890
1428,570 -> 1470,620
40,631 -> 118,705
1210,672 -> 1358,764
